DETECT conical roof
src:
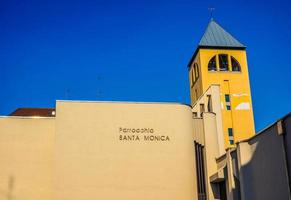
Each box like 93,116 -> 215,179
188,19 -> 245,67
199,19 -> 245,48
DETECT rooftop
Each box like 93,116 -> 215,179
10,108 -> 56,117
199,19 -> 245,48
188,19 -> 246,66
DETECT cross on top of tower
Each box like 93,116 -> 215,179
208,7 -> 215,20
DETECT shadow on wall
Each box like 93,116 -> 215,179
240,122 -> 290,200
0,175 -> 15,200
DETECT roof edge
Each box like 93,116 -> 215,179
237,112 -> 291,144
56,100 -> 192,108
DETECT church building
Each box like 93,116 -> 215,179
0,20 -> 290,200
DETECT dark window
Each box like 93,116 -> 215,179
191,67 -> 195,86
208,56 -> 217,71
228,128 -> 234,144
194,63 -> 199,79
219,54 -> 229,71
193,112 -> 198,117
228,128 -> 233,137
218,181 -> 227,200
225,94 -> 230,103
195,142 -> 207,200
191,63 -> 199,87
225,94 -> 231,110
195,89 -> 198,100
231,56 -> 241,72
207,95 -> 212,112
193,66 -> 197,81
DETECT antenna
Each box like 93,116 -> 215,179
96,90 -> 103,99
208,7 -> 215,20
65,88 -> 70,100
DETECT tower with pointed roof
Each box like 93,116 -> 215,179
189,19 -> 255,148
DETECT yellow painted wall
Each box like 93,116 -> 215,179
189,49 -> 255,148
54,101 -> 196,200
189,51 -> 203,105
0,117 -> 54,200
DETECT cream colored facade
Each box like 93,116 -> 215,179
1,100 -> 290,200
0,100 -> 223,200
192,85 -> 225,155
0,101 -> 197,200
0,117 -> 54,200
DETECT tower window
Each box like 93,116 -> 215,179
231,56 -> 241,72
219,54 -> 229,71
225,94 -> 231,110
191,67 -> 195,86
208,56 -> 217,71
191,63 -> 199,87
228,128 -> 233,137
225,94 -> 230,102
194,63 -> 199,79
228,128 -> 234,145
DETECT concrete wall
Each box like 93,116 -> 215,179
54,101 -> 196,200
0,116 -> 55,200
192,112 -> 221,200
283,114 -> 291,184
202,112 -> 220,200
192,85 -> 225,155
237,122 -> 290,200
0,102 -> 198,200
192,118 -> 204,145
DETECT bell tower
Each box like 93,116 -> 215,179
189,19 -> 255,148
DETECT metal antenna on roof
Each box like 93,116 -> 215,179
65,88 -> 70,100
208,7 -> 215,20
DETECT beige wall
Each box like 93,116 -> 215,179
0,116 -> 55,200
236,120 -> 291,200
54,101 -> 196,200
202,113 -> 221,200
192,112 -> 221,200
0,101 -> 204,200
192,85 -> 225,155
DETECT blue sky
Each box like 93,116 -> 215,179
1,0 -> 290,131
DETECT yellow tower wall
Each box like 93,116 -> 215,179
189,48 -> 255,148
189,51 -> 203,105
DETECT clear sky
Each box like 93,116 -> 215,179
1,0 -> 291,131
